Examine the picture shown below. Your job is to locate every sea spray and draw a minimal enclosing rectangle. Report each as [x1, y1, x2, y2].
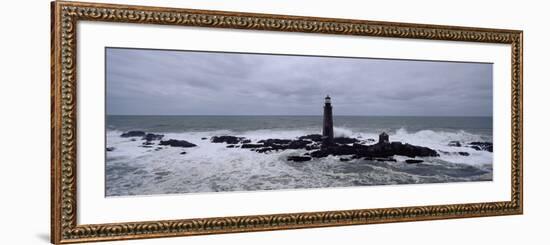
[105, 115, 493, 196]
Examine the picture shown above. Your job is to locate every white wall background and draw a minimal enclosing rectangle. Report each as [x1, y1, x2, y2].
[0, 0, 547, 244]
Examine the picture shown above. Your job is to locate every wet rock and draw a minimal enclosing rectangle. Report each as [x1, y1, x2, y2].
[310, 141, 438, 159]
[252, 138, 317, 152]
[180, 151, 187, 155]
[310, 150, 330, 158]
[241, 143, 264, 149]
[458, 152, 470, 156]
[362, 142, 439, 158]
[287, 156, 312, 162]
[258, 139, 293, 145]
[333, 137, 360, 144]
[405, 159, 424, 164]
[305, 144, 321, 150]
[143, 133, 164, 141]
[211, 136, 247, 144]
[201, 137, 207, 140]
[448, 141, 462, 147]
[106, 147, 115, 152]
[213, 133, 440, 164]
[287, 140, 311, 149]
[159, 139, 197, 148]
[120, 131, 146, 137]
[298, 134, 323, 142]
[256, 147, 275, 153]
[260, 146, 285, 152]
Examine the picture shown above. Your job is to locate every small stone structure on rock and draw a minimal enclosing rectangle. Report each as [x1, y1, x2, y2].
[378, 132, 389, 144]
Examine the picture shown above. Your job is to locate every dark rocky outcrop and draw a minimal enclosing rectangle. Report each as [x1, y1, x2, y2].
[305, 144, 321, 151]
[339, 158, 350, 162]
[448, 141, 492, 152]
[310, 144, 356, 158]
[210, 133, 440, 162]
[106, 147, 115, 152]
[180, 151, 187, 155]
[287, 156, 312, 162]
[159, 139, 197, 148]
[287, 140, 311, 149]
[201, 137, 208, 140]
[241, 143, 264, 149]
[333, 137, 360, 144]
[310, 150, 330, 158]
[120, 131, 146, 137]
[364, 142, 439, 158]
[310, 141, 439, 159]
[468, 142, 493, 152]
[364, 138, 376, 143]
[405, 159, 424, 164]
[234, 137, 317, 153]
[258, 139, 293, 145]
[211, 136, 248, 144]
[256, 147, 275, 153]
[298, 134, 323, 142]
[440, 150, 470, 156]
[143, 133, 164, 141]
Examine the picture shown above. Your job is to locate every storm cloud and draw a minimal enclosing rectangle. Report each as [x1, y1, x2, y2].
[106, 48, 492, 116]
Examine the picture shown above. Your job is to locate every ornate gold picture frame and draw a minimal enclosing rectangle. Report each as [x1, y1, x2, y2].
[51, 0, 523, 243]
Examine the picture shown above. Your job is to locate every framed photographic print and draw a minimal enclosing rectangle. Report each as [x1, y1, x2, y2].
[51, 0, 523, 243]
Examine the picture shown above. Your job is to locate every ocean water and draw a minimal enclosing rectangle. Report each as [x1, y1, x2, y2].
[106, 115, 493, 196]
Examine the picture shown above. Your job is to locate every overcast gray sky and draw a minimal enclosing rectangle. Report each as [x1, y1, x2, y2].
[106, 48, 492, 116]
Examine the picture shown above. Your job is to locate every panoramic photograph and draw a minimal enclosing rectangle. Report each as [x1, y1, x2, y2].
[105, 47, 493, 197]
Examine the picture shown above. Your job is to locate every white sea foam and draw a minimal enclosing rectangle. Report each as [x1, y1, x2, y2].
[105, 128, 492, 196]
[107, 130, 310, 195]
[389, 128, 492, 166]
[334, 127, 354, 137]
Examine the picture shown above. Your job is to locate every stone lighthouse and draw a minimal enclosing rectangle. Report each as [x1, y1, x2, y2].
[322, 95, 334, 142]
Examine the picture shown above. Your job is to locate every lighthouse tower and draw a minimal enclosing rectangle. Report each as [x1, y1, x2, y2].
[323, 95, 334, 142]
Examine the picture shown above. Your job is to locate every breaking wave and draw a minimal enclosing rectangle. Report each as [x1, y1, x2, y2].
[105, 127, 492, 197]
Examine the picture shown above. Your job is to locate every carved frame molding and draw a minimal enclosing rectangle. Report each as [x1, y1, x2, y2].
[51, 1, 523, 243]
